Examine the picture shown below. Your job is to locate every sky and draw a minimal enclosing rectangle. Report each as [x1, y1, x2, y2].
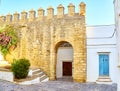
[0, 0, 115, 25]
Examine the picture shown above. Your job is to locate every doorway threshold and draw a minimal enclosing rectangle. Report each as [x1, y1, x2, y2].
[57, 76, 73, 82]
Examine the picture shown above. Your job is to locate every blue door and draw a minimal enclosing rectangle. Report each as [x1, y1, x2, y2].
[99, 54, 109, 76]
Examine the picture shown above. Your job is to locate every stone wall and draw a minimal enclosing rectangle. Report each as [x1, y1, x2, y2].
[0, 2, 86, 82]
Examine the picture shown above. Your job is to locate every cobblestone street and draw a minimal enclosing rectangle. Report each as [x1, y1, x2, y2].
[0, 79, 117, 91]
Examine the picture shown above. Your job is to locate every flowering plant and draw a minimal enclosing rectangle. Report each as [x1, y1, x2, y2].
[0, 25, 18, 56]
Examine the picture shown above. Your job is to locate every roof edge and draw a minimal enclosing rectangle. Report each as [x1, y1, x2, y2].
[86, 24, 115, 27]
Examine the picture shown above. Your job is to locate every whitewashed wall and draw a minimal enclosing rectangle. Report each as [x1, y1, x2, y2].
[87, 46, 118, 83]
[86, 25, 118, 83]
[114, 0, 120, 90]
[56, 47, 73, 78]
[114, 0, 120, 66]
[0, 71, 13, 82]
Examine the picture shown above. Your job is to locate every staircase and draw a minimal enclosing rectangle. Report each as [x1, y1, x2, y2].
[16, 67, 49, 85]
[96, 76, 112, 84]
[31, 68, 49, 82]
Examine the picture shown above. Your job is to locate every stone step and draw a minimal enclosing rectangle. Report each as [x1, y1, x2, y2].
[0, 67, 11, 72]
[32, 69, 42, 75]
[38, 72, 45, 77]
[96, 76, 112, 84]
[97, 79, 112, 82]
[40, 75, 49, 82]
[98, 76, 111, 79]
[33, 71, 44, 76]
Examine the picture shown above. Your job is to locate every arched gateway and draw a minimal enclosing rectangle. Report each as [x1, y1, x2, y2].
[0, 2, 86, 82]
[50, 37, 86, 82]
[55, 41, 73, 78]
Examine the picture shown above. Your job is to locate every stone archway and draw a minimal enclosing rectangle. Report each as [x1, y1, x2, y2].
[55, 41, 73, 79]
[50, 39, 86, 82]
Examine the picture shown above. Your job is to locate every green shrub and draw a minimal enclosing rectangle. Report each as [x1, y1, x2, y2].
[11, 58, 30, 79]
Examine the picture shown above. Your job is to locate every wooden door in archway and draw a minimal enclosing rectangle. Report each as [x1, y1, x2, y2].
[63, 62, 72, 76]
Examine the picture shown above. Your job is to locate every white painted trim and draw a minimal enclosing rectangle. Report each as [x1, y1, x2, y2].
[97, 52, 111, 54]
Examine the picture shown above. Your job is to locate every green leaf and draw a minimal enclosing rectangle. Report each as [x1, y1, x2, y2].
[0, 25, 19, 55]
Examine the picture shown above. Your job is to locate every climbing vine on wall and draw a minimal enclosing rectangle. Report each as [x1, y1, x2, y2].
[0, 25, 18, 56]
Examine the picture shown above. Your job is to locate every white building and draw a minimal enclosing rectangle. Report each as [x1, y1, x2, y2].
[56, 24, 118, 84]
[87, 25, 118, 83]
[114, 0, 120, 66]
[114, 0, 120, 90]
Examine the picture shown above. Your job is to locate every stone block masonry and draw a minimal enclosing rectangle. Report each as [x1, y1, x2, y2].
[0, 2, 86, 82]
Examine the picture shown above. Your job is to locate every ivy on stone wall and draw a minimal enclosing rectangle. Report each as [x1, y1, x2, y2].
[0, 25, 18, 56]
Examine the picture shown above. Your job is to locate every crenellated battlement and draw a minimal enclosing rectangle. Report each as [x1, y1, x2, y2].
[0, 2, 86, 22]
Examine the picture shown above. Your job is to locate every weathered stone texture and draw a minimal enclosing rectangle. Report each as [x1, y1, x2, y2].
[0, 2, 86, 82]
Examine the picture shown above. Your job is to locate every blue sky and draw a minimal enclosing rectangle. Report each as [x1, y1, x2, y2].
[0, 0, 114, 25]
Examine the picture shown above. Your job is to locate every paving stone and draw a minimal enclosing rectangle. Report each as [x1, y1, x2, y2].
[0, 79, 117, 91]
